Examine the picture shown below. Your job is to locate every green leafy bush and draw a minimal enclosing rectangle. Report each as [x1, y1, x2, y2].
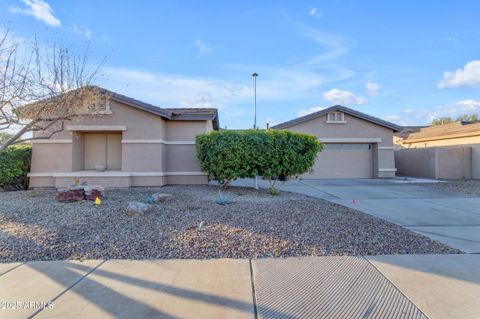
[196, 130, 322, 193]
[0, 145, 32, 191]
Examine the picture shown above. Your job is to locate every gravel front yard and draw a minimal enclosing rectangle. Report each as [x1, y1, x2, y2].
[415, 180, 480, 196]
[0, 186, 460, 262]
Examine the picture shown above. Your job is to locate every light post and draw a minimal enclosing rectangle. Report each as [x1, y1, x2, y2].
[252, 72, 258, 130]
[252, 72, 258, 189]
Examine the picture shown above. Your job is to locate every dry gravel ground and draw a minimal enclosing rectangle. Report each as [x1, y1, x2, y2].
[414, 180, 480, 196]
[0, 185, 460, 262]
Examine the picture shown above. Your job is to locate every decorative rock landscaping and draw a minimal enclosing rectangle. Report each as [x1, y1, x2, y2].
[0, 185, 461, 262]
[415, 180, 480, 196]
[126, 201, 153, 217]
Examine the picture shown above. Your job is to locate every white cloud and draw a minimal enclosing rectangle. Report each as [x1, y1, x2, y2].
[297, 106, 324, 117]
[395, 100, 480, 125]
[384, 114, 400, 122]
[431, 99, 480, 119]
[366, 82, 382, 96]
[438, 60, 480, 88]
[309, 8, 322, 18]
[72, 24, 91, 39]
[300, 26, 348, 66]
[103, 67, 250, 110]
[323, 88, 368, 105]
[194, 39, 212, 55]
[442, 36, 459, 44]
[10, 0, 61, 27]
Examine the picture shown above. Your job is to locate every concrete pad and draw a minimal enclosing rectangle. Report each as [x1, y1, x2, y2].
[0, 262, 23, 277]
[0, 260, 102, 319]
[300, 179, 396, 187]
[422, 198, 480, 216]
[36, 259, 254, 319]
[308, 185, 467, 200]
[367, 254, 480, 319]
[409, 226, 480, 253]
[253, 256, 427, 319]
[331, 198, 480, 226]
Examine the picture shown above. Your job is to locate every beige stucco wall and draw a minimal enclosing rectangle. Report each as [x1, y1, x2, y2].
[71, 132, 84, 171]
[166, 121, 209, 141]
[282, 113, 396, 178]
[395, 146, 473, 180]
[29, 100, 212, 188]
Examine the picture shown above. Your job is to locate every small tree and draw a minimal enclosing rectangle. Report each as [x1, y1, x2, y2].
[431, 117, 453, 126]
[196, 130, 322, 195]
[0, 29, 104, 153]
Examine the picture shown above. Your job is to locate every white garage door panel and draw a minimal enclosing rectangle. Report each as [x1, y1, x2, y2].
[303, 144, 373, 179]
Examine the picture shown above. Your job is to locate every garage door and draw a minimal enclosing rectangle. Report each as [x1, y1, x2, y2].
[303, 143, 373, 179]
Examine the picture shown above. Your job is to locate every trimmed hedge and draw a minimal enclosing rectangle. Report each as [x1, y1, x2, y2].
[196, 130, 322, 192]
[0, 145, 32, 191]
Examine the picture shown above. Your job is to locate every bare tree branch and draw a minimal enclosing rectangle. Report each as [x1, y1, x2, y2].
[0, 28, 105, 152]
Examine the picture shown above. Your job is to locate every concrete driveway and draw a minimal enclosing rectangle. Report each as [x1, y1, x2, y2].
[230, 178, 480, 253]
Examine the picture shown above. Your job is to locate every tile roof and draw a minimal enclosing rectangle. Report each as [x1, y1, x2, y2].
[272, 105, 401, 132]
[403, 121, 480, 142]
[93, 86, 219, 129]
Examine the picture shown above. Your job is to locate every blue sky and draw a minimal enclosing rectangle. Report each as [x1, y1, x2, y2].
[2, 0, 480, 128]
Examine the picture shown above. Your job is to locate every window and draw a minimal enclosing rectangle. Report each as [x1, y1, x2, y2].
[326, 112, 345, 123]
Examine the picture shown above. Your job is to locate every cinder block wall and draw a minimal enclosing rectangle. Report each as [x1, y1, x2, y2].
[395, 148, 437, 179]
[473, 145, 480, 179]
[395, 146, 475, 180]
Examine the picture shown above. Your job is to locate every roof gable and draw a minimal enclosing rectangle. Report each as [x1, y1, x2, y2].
[272, 105, 401, 132]
[96, 86, 219, 129]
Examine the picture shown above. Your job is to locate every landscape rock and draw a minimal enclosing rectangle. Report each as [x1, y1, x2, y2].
[152, 193, 172, 203]
[0, 185, 461, 262]
[56, 189, 84, 202]
[126, 201, 153, 217]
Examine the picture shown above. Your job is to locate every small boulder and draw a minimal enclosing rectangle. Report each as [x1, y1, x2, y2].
[151, 193, 172, 203]
[127, 202, 153, 217]
[56, 189, 84, 202]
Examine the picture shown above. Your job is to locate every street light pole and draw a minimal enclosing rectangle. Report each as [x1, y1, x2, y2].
[252, 72, 258, 189]
[252, 72, 258, 130]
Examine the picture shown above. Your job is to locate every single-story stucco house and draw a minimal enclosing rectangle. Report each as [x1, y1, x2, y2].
[28, 88, 219, 188]
[272, 106, 401, 178]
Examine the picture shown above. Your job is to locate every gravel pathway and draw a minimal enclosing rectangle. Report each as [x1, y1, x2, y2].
[414, 180, 480, 196]
[0, 186, 460, 262]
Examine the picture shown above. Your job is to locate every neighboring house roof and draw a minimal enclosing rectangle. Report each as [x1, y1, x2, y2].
[96, 87, 219, 129]
[403, 121, 480, 143]
[394, 126, 426, 139]
[272, 105, 401, 132]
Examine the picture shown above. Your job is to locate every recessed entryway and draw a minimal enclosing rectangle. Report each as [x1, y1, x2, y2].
[84, 132, 122, 170]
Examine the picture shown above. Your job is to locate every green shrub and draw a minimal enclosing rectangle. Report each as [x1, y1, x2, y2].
[0, 145, 32, 191]
[196, 130, 322, 193]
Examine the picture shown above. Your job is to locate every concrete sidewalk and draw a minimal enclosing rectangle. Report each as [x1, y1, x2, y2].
[0, 255, 479, 319]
